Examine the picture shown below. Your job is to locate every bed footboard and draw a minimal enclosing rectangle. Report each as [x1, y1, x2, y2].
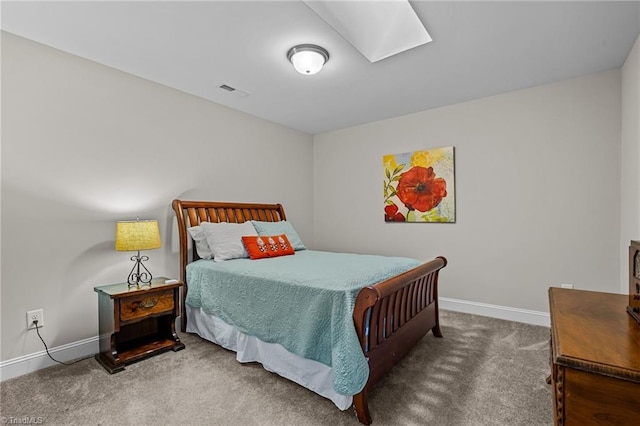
[352, 256, 447, 425]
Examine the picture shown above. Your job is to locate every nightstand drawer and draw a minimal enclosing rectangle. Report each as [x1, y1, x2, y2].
[120, 289, 174, 322]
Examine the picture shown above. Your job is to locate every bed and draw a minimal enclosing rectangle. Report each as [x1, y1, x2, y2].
[172, 199, 447, 424]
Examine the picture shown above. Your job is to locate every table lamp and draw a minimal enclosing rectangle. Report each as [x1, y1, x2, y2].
[115, 219, 161, 287]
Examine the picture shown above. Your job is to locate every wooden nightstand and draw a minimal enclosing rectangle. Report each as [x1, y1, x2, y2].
[94, 277, 185, 373]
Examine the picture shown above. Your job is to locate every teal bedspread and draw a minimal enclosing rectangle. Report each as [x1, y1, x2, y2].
[186, 250, 421, 395]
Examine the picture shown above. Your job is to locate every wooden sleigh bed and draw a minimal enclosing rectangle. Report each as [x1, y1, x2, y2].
[172, 199, 447, 424]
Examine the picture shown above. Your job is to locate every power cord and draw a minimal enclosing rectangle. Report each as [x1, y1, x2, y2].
[33, 320, 93, 366]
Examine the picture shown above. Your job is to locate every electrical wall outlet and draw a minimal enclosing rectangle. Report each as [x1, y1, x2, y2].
[26, 309, 44, 330]
[561, 283, 574, 289]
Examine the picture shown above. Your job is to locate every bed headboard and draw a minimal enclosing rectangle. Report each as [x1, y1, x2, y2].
[171, 199, 286, 330]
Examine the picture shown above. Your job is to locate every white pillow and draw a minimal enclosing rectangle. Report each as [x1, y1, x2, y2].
[187, 226, 213, 260]
[201, 221, 258, 262]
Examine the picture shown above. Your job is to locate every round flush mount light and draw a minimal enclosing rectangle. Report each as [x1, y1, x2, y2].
[287, 44, 330, 75]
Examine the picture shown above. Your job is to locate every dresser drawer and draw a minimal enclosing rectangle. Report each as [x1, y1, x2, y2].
[120, 289, 174, 322]
[563, 367, 640, 424]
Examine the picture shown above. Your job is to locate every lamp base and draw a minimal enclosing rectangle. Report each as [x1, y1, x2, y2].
[127, 251, 153, 288]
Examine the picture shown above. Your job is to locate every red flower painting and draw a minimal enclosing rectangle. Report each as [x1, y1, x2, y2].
[383, 147, 455, 223]
[396, 166, 447, 212]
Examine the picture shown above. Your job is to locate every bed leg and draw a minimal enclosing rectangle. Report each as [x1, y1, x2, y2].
[432, 323, 443, 338]
[353, 390, 372, 425]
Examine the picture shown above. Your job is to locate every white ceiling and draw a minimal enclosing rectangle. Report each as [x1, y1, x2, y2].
[2, 1, 639, 135]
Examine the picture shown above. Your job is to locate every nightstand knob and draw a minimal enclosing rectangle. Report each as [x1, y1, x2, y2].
[139, 298, 159, 309]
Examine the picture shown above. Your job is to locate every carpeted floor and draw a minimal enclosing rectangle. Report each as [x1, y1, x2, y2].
[0, 310, 552, 425]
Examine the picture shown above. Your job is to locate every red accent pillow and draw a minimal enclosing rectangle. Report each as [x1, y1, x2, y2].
[241, 234, 295, 260]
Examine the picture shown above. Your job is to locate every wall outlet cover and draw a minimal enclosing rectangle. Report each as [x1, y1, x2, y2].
[26, 309, 44, 329]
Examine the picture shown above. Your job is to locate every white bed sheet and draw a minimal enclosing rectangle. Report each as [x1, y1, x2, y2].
[186, 305, 353, 411]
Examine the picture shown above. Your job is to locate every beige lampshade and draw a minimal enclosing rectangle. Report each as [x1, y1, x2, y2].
[115, 220, 161, 251]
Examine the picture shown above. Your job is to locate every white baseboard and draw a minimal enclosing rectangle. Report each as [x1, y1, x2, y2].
[0, 336, 99, 382]
[1, 302, 547, 381]
[440, 297, 550, 327]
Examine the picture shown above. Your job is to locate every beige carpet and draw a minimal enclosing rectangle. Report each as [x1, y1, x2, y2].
[0, 310, 552, 425]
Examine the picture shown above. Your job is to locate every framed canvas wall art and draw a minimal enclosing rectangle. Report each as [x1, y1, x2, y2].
[383, 146, 455, 223]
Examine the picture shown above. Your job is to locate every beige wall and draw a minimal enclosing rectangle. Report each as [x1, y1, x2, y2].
[313, 70, 622, 313]
[621, 34, 640, 292]
[0, 33, 314, 361]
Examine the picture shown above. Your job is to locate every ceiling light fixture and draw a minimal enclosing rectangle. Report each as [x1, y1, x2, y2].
[287, 44, 329, 75]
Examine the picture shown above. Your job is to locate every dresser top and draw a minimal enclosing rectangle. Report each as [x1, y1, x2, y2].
[549, 287, 640, 383]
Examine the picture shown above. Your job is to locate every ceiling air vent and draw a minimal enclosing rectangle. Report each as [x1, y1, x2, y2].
[218, 84, 249, 97]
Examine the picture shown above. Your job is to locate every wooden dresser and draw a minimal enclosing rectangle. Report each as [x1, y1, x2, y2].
[549, 287, 640, 425]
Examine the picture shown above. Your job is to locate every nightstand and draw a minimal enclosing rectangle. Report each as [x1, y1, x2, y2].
[94, 277, 185, 373]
